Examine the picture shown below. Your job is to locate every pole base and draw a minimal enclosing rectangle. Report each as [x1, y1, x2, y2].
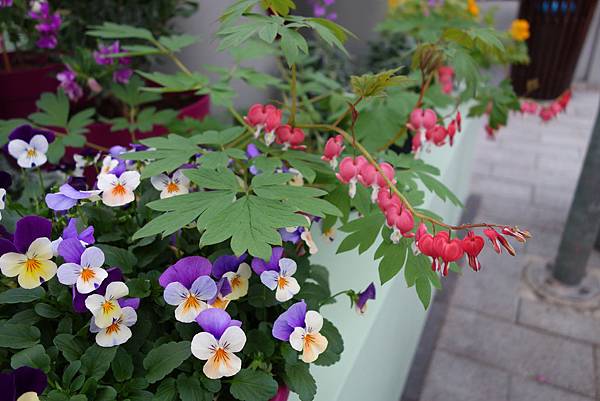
[523, 256, 600, 310]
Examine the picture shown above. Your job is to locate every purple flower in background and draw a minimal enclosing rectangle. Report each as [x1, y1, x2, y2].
[308, 0, 337, 20]
[51, 218, 95, 255]
[253, 249, 300, 303]
[57, 68, 84, 101]
[251, 246, 284, 275]
[114, 68, 133, 84]
[355, 282, 376, 314]
[45, 184, 100, 211]
[0, 0, 13, 8]
[9, 124, 54, 145]
[29, 1, 61, 49]
[94, 41, 134, 84]
[0, 366, 47, 401]
[191, 308, 246, 379]
[159, 256, 217, 323]
[246, 144, 261, 175]
[0, 171, 12, 190]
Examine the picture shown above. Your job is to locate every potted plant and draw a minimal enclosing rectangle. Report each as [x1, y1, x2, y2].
[0, 1, 534, 400]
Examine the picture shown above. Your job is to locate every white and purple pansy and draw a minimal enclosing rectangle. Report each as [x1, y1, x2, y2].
[45, 183, 101, 211]
[89, 306, 137, 347]
[7, 125, 54, 169]
[159, 256, 217, 323]
[56, 239, 108, 294]
[208, 277, 232, 310]
[150, 170, 191, 199]
[0, 216, 57, 289]
[272, 300, 328, 363]
[212, 254, 251, 301]
[71, 267, 139, 313]
[96, 171, 140, 207]
[252, 247, 300, 302]
[191, 308, 246, 379]
[84, 281, 129, 328]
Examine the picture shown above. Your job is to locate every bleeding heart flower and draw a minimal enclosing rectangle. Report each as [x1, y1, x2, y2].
[483, 228, 515, 256]
[275, 125, 306, 150]
[244, 104, 282, 144]
[408, 108, 437, 132]
[432, 232, 464, 276]
[376, 188, 401, 212]
[427, 125, 447, 146]
[336, 156, 366, 198]
[501, 226, 531, 243]
[385, 205, 414, 243]
[447, 120, 457, 146]
[322, 135, 344, 169]
[462, 231, 484, 272]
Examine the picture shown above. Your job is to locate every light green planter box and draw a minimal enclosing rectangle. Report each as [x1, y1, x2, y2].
[292, 115, 481, 401]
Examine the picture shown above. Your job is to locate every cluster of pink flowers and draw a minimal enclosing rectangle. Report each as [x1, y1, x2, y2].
[438, 66, 454, 94]
[244, 103, 307, 150]
[93, 41, 134, 84]
[56, 67, 84, 101]
[521, 89, 572, 122]
[28, 0, 61, 49]
[408, 108, 461, 153]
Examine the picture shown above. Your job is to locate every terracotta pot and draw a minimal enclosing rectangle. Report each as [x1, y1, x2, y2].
[0, 53, 61, 119]
[269, 385, 290, 401]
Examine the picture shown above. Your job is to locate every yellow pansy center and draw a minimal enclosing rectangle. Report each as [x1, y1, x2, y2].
[277, 276, 288, 289]
[166, 182, 180, 194]
[102, 300, 116, 314]
[105, 322, 121, 334]
[26, 148, 37, 158]
[80, 267, 95, 282]
[304, 332, 317, 349]
[25, 258, 42, 273]
[183, 295, 200, 311]
[213, 347, 230, 364]
[112, 184, 126, 197]
[230, 275, 242, 289]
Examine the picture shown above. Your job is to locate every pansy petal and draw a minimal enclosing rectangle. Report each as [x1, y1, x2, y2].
[218, 351, 242, 378]
[59, 184, 91, 200]
[78, 226, 95, 245]
[8, 139, 28, 158]
[18, 259, 56, 289]
[302, 332, 328, 363]
[159, 256, 212, 288]
[289, 327, 305, 351]
[119, 297, 140, 310]
[174, 299, 204, 323]
[191, 331, 219, 360]
[120, 171, 141, 191]
[150, 174, 170, 191]
[237, 262, 251, 279]
[30, 134, 48, 153]
[57, 263, 82, 285]
[45, 193, 77, 211]
[95, 324, 132, 347]
[76, 266, 108, 294]
[196, 308, 232, 339]
[304, 310, 323, 332]
[212, 254, 247, 279]
[0, 238, 17, 257]
[13, 366, 47, 396]
[102, 186, 134, 207]
[58, 238, 85, 264]
[260, 270, 279, 290]
[120, 307, 138, 327]
[278, 258, 297, 277]
[0, 252, 26, 277]
[173, 170, 190, 186]
[163, 282, 189, 306]
[96, 174, 117, 191]
[275, 281, 298, 302]
[27, 237, 53, 260]
[190, 276, 218, 300]
[105, 281, 128, 300]
[14, 216, 52, 253]
[80, 247, 105, 269]
[219, 326, 246, 353]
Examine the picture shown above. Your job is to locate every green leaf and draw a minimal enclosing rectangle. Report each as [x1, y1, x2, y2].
[376, 239, 409, 285]
[137, 71, 209, 93]
[415, 171, 462, 207]
[177, 374, 210, 401]
[153, 378, 178, 401]
[10, 344, 50, 371]
[229, 369, 278, 401]
[87, 22, 154, 40]
[54, 334, 86, 362]
[0, 287, 45, 304]
[0, 324, 40, 349]
[284, 363, 316, 401]
[96, 244, 137, 274]
[126, 277, 151, 298]
[143, 341, 192, 384]
[80, 345, 117, 380]
[260, 0, 295, 15]
[415, 277, 432, 309]
[337, 213, 384, 255]
[111, 347, 134, 382]
[279, 27, 308, 66]
[192, 127, 245, 146]
[351, 68, 413, 98]
[159, 34, 198, 52]
[313, 319, 343, 367]
[29, 91, 70, 128]
[96, 386, 118, 401]
[184, 168, 240, 191]
[34, 303, 61, 318]
[63, 361, 81, 386]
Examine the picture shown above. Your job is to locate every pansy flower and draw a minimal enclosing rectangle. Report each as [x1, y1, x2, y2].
[212, 254, 251, 301]
[191, 308, 246, 379]
[45, 183, 101, 211]
[99, 155, 119, 176]
[8, 135, 49, 168]
[0, 187, 5, 222]
[51, 218, 95, 256]
[272, 300, 328, 363]
[72, 267, 139, 313]
[253, 247, 300, 302]
[90, 306, 137, 347]
[97, 171, 140, 207]
[150, 170, 191, 199]
[159, 256, 218, 323]
[57, 239, 108, 294]
[207, 277, 232, 309]
[355, 283, 376, 314]
[0, 366, 47, 401]
[85, 281, 129, 328]
[0, 216, 56, 289]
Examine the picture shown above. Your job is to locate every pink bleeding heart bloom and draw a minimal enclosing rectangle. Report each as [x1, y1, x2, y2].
[456, 111, 462, 132]
[244, 104, 282, 144]
[357, 161, 377, 187]
[427, 125, 447, 146]
[408, 108, 437, 132]
[417, 232, 440, 272]
[385, 205, 415, 243]
[275, 125, 305, 150]
[462, 231, 484, 272]
[483, 228, 515, 256]
[520, 101, 538, 114]
[377, 188, 401, 212]
[438, 66, 454, 80]
[432, 232, 463, 276]
[321, 135, 344, 168]
[501, 226, 530, 243]
[447, 120, 457, 146]
[336, 156, 366, 198]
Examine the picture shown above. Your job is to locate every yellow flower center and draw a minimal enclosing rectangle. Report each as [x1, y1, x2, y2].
[213, 347, 230, 364]
[112, 183, 126, 197]
[102, 300, 116, 314]
[277, 276, 288, 289]
[105, 322, 120, 335]
[231, 275, 242, 289]
[166, 182, 180, 194]
[183, 295, 200, 311]
[25, 258, 42, 273]
[211, 296, 229, 310]
[80, 267, 95, 282]
[304, 332, 317, 348]
[26, 148, 37, 158]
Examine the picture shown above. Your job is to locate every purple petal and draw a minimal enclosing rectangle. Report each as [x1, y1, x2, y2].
[78, 226, 95, 245]
[190, 276, 218, 300]
[356, 283, 376, 310]
[212, 253, 247, 279]
[119, 298, 140, 310]
[246, 144, 261, 159]
[0, 226, 13, 242]
[159, 256, 212, 289]
[62, 219, 79, 240]
[209, 277, 232, 304]
[45, 193, 77, 211]
[251, 247, 283, 275]
[58, 238, 84, 264]
[72, 268, 123, 313]
[0, 372, 16, 401]
[13, 366, 47, 397]
[230, 319, 242, 328]
[59, 184, 92, 200]
[13, 216, 52, 253]
[272, 301, 307, 341]
[279, 228, 302, 244]
[8, 124, 54, 144]
[196, 308, 233, 340]
[0, 171, 12, 189]
[0, 238, 17, 257]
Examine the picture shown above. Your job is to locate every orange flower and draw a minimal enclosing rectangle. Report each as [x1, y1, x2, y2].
[510, 19, 530, 41]
[467, 0, 479, 16]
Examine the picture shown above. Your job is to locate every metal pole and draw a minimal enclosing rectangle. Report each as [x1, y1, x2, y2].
[552, 100, 600, 286]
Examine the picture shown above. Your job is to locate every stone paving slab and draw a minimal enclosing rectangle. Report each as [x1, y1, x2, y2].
[508, 376, 593, 401]
[437, 307, 596, 397]
[420, 350, 510, 401]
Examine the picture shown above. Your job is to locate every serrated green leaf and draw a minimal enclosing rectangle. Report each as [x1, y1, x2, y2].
[351, 68, 413, 98]
[284, 363, 316, 401]
[87, 22, 154, 40]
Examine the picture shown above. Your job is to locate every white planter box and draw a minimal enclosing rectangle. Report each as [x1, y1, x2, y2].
[292, 114, 482, 401]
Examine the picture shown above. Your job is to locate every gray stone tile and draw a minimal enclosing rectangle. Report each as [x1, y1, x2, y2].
[470, 174, 533, 203]
[523, 233, 561, 260]
[509, 376, 593, 401]
[489, 165, 579, 189]
[420, 350, 510, 401]
[437, 308, 596, 397]
[532, 185, 574, 211]
[517, 298, 600, 345]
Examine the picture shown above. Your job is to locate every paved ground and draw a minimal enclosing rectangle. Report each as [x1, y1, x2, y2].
[417, 89, 600, 401]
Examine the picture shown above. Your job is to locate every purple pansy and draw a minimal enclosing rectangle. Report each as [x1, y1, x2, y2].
[250, 246, 284, 275]
[272, 300, 307, 341]
[8, 124, 54, 144]
[279, 227, 304, 244]
[0, 215, 51, 256]
[208, 277, 232, 307]
[0, 366, 47, 401]
[195, 308, 242, 340]
[51, 218, 95, 257]
[71, 267, 139, 313]
[355, 282, 376, 314]
[160, 256, 217, 323]
[212, 253, 247, 280]
[45, 183, 101, 211]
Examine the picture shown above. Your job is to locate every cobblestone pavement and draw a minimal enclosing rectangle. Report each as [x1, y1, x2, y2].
[418, 89, 600, 401]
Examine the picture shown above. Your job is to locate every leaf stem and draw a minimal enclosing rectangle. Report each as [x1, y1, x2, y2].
[151, 38, 193, 76]
[52, 131, 108, 152]
[289, 64, 297, 126]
